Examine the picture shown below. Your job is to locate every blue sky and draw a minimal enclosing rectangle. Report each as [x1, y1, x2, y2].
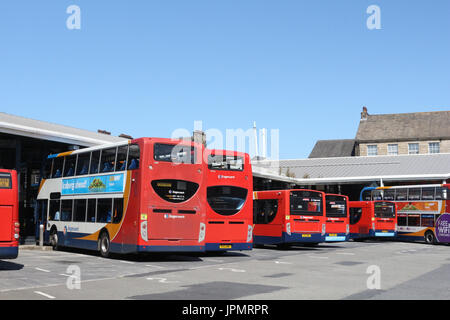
[0, 1, 449, 159]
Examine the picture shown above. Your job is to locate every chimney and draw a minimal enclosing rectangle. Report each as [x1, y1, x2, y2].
[361, 106, 369, 120]
[98, 129, 111, 135]
[119, 134, 133, 139]
[192, 130, 206, 146]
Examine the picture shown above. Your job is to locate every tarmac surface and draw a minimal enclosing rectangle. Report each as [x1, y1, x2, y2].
[1, 240, 449, 300]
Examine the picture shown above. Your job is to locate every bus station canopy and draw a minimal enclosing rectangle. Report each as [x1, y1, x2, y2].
[252, 153, 450, 185]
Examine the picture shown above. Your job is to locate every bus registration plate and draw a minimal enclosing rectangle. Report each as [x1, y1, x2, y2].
[302, 234, 311, 238]
[220, 244, 232, 249]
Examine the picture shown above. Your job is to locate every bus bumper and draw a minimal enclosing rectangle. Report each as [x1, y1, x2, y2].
[324, 233, 350, 242]
[372, 230, 396, 237]
[205, 242, 253, 251]
[282, 232, 324, 243]
[136, 245, 205, 253]
[0, 245, 19, 259]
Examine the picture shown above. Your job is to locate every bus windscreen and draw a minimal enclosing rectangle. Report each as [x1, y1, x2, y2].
[208, 155, 244, 171]
[290, 191, 322, 216]
[325, 195, 347, 217]
[374, 202, 396, 218]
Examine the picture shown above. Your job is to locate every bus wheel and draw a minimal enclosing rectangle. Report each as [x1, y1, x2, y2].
[50, 228, 59, 251]
[424, 231, 436, 245]
[98, 232, 111, 258]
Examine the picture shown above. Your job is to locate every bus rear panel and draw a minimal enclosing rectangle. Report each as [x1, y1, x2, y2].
[253, 189, 326, 246]
[205, 150, 253, 251]
[349, 201, 397, 240]
[325, 194, 350, 242]
[0, 170, 19, 259]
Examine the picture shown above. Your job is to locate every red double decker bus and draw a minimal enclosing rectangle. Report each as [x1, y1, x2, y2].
[37, 137, 206, 257]
[0, 170, 19, 259]
[204, 149, 253, 252]
[349, 201, 397, 240]
[253, 189, 326, 248]
[324, 194, 350, 242]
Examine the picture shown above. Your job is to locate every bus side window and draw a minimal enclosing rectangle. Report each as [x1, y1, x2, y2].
[73, 199, 87, 222]
[116, 146, 128, 171]
[396, 189, 407, 201]
[43, 158, 53, 179]
[76, 153, 91, 176]
[63, 155, 77, 177]
[61, 200, 73, 222]
[87, 199, 96, 222]
[349, 207, 362, 225]
[100, 148, 116, 173]
[422, 187, 435, 200]
[49, 199, 61, 221]
[128, 144, 140, 170]
[52, 157, 64, 178]
[113, 198, 124, 223]
[97, 198, 112, 223]
[90, 151, 100, 174]
[254, 199, 278, 224]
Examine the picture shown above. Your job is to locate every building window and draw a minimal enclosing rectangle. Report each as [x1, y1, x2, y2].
[387, 144, 398, 155]
[428, 142, 440, 154]
[367, 145, 378, 156]
[408, 143, 419, 155]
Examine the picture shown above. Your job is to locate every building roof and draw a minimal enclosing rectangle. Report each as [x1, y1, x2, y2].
[356, 110, 450, 142]
[252, 153, 450, 185]
[0, 112, 128, 147]
[308, 139, 355, 158]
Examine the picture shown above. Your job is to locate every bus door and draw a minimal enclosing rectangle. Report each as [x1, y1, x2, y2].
[0, 172, 14, 242]
[253, 193, 283, 242]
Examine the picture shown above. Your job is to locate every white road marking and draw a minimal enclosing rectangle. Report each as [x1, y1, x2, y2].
[35, 268, 51, 273]
[275, 261, 292, 264]
[146, 277, 179, 283]
[307, 255, 329, 259]
[336, 252, 355, 255]
[217, 267, 246, 273]
[34, 291, 55, 299]
[119, 260, 135, 264]
[145, 264, 164, 269]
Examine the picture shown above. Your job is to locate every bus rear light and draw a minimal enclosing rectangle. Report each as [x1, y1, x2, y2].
[346, 224, 349, 235]
[286, 223, 291, 236]
[372, 222, 376, 231]
[246, 225, 253, 242]
[140, 221, 148, 241]
[198, 223, 206, 243]
[321, 224, 326, 236]
[14, 234, 19, 239]
[14, 222, 20, 227]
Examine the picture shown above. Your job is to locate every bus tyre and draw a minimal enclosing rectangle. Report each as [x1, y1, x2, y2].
[99, 232, 111, 258]
[424, 231, 437, 245]
[50, 228, 59, 251]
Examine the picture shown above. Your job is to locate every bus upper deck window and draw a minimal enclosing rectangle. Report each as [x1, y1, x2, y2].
[63, 155, 76, 177]
[100, 148, 116, 173]
[128, 144, 140, 170]
[90, 151, 100, 174]
[116, 146, 128, 171]
[52, 157, 64, 178]
[76, 153, 90, 176]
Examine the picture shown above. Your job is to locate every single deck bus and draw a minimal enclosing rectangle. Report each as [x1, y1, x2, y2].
[324, 194, 350, 242]
[253, 189, 326, 248]
[349, 201, 397, 240]
[36, 138, 207, 257]
[359, 184, 449, 244]
[0, 170, 19, 259]
[205, 149, 253, 252]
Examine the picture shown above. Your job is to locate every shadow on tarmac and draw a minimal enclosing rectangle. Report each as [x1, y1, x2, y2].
[0, 260, 24, 271]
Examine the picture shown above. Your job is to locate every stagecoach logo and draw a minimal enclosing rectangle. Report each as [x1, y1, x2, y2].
[436, 214, 450, 243]
[218, 175, 235, 179]
[164, 214, 185, 219]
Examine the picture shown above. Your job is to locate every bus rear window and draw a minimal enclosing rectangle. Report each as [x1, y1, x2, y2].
[325, 195, 347, 217]
[374, 202, 396, 218]
[290, 191, 323, 216]
[0, 173, 12, 189]
[151, 179, 199, 203]
[207, 186, 248, 216]
[154, 143, 196, 164]
[208, 155, 244, 171]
